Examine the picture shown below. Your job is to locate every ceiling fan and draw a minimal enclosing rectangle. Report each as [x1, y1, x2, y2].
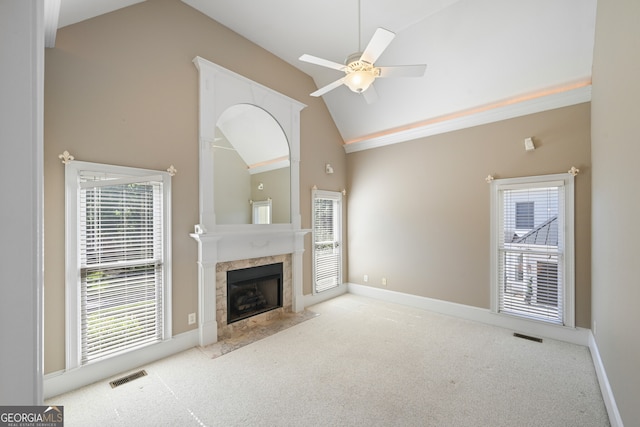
[299, 27, 427, 104]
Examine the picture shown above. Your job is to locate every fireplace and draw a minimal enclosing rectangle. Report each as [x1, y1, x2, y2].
[191, 56, 309, 346]
[215, 255, 292, 339]
[227, 263, 283, 324]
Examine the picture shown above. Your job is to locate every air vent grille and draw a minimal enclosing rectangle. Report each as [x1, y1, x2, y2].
[109, 370, 147, 388]
[513, 332, 543, 343]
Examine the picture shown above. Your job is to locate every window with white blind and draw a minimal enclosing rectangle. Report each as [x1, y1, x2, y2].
[252, 199, 272, 224]
[490, 173, 574, 327]
[65, 161, 172, 368]
[312, 189, 342, 293]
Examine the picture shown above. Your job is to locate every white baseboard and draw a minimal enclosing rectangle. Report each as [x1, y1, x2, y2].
[347, 283, 590, 345]
[44, 329, 199, 400]
[303, 283, 348, 308]
[589, 332, 624, 427]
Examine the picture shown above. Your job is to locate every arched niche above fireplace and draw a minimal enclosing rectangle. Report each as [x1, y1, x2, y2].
[215, 104, 290, 225]
[192, 56, 306, 232]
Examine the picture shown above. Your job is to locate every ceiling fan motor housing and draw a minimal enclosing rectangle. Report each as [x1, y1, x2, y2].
[300, 27, 425, 99]
[345, 52, 377, 72]
[343, 52, 380, 93]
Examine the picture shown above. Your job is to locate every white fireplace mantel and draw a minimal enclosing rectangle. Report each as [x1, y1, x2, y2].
[190, 227, 309, 346]
[191, 226, 310, 264]
[190, 57, 309, 347]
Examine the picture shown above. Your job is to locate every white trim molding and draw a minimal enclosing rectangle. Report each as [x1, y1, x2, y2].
[344, 84, 591, 153]
[0, 0, 45, 405]
[44, 0, 60, 48]
[589, 333, 624, 427]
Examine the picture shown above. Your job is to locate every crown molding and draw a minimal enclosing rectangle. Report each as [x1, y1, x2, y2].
[343, 84, 592, 154]
[44, 0, 60, 48]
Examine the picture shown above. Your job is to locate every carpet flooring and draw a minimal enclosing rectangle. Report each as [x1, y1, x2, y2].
[47, 294, 609, 426]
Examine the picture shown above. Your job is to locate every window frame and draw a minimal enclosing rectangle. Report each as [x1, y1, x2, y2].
[311, 189, 343, 294]
[252, 199, 272, 224]
[489, 173, 575, 327]
[65, 161, 172, 369]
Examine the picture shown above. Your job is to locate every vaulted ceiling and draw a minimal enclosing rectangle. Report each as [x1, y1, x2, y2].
[47, 0, 597, 151]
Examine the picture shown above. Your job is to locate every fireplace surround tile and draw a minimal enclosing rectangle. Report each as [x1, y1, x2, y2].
[215, 254, 292, 339]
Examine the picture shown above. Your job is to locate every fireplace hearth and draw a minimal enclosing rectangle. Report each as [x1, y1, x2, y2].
[227, 263, 283, 324]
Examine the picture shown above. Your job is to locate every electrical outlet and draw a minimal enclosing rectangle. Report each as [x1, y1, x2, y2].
[188, 312, 196, 325]
[381, 277, 387, 286]
[363, 274, 368, 283]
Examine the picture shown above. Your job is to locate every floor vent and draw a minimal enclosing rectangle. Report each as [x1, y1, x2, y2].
[109, 370, 147, 388]
[513, 332, 543, 343]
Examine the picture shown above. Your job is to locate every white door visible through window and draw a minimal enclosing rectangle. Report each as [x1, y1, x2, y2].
[312, 189, 342, 293]
[252, 199, 272, 224]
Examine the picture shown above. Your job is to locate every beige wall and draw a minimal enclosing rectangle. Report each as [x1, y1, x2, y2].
[214, 144, 252, 224]
[251, 168, 290, 224]
[347, 103, 592, 327]
[43, 0, 346, 374]
[299, 109, 349, 295]
[591, 0, 640, 424]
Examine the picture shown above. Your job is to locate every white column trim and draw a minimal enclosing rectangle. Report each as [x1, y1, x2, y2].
[0, 0, 45, 405]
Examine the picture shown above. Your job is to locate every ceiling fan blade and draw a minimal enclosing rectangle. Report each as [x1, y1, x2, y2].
[299, 54, 346, 71]
[362, 84, 378, 104]
[377, 64, 427, 78]
[360, 28, 395, 64]
[310, 77, 345, 97]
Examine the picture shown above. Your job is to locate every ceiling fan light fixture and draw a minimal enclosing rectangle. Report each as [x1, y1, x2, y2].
[300, 27, 425, 100]
[344, 69, 377, 93]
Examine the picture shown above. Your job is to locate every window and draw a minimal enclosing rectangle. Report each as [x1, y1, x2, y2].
[515, 201, 535, 229]
[252, 199, 272, 224]
[65, 161, 172, 367]
[490, 173, 574, 326]
[312, 189, 342, 293]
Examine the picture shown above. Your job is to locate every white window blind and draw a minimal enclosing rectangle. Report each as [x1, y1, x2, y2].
[65, 161, 171, 369]
[79, 175, 165, 363]
[491, 174, 574, 327]
[312, 190, 342, 293]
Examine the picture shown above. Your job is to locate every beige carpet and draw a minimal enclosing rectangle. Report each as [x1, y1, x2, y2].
[47, 294, 609, 426]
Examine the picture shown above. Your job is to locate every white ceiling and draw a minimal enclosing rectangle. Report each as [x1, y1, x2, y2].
[53, 0, 597, 146]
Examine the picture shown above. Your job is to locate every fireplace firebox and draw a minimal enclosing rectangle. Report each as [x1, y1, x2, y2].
[227, 263, 283, 324]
